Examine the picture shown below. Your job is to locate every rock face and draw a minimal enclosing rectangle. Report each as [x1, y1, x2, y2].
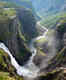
[17, 8, 38, 40]
[55, 19, 66, 51]
[33, 19, 66, 80]
[0, 8, 31, 65]
[0, 17, 19, 59]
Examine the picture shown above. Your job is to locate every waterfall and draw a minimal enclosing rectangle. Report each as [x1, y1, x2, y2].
[0, 43, 38, 78]
[0, 22, 48, 78]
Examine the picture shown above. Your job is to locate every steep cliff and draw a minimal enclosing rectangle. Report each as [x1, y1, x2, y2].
[0, 2, 38, 40]
[17, 8, 38, 40]
[35, 19, 66, 80]
[0, 8, 31, 66]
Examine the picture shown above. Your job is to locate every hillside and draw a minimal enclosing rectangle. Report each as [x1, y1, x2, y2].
[31, 0, 66, 17]
[40, 11, 66, 29]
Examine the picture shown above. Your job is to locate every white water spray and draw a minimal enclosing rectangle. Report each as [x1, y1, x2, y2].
[0, 43, 37, 78]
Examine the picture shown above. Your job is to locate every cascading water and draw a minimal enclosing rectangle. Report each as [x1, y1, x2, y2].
[0, 22, 48, 78]
[0, 43, 36, 78]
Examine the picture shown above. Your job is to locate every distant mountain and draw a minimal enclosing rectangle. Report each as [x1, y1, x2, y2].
[0, 0, 32, 8]
[31, 0, 66, 17]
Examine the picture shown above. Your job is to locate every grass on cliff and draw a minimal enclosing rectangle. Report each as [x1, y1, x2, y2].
[0, 49, 23, 80]
[3, 8, 16, 17]
[0, 8, 16, 21]
[0, 71, 24, 80]
[0, 72, 16, 80]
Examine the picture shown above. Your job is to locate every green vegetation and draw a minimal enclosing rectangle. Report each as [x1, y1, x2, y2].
[0, 49, 24, 80]
[0, 72, 14, 80]
[0, 72, 17, 80]
[0, 72, 23, 80]
[0, 8, 16, 22]
[0, 49, 9, 69]
[40, 11, 66, 28]
[39, 68, 63, 80]
[48, 47, 66, 65]
[0, 1, 66, 80]
[37, 47, 47, 56]
[0, 8, 16, 40]
[18, 22, 26, 41]
[3, 8, 16, 17]
[56, 19, 66, 29]
[35, 29, 54, 44]
[35, 37, 48, 44]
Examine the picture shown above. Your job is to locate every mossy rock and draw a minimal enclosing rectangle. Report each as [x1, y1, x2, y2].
[37, 68, 63, 80]
[0, 8, 16, 41]
[0, 49, 16, 75]
[56, 19, 66, 36]
[0, 72, 15, 80]
[0, 49, 10, 69]
[0, 49, 24, 80]
[0, 72, 23, 80]
[0, 8, 16, 22]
